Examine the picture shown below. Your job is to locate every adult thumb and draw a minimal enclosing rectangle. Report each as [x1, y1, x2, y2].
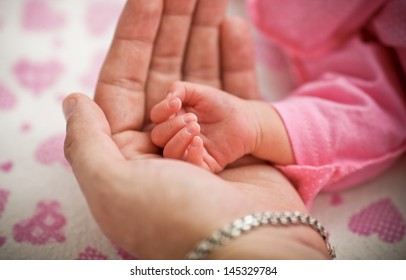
[63, 93, 124, 178]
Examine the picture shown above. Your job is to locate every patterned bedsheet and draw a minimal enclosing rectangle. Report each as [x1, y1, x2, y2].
[0, 0, 405, 260]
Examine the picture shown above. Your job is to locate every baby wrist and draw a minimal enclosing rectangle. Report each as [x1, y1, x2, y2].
[249, 101, 294, 165]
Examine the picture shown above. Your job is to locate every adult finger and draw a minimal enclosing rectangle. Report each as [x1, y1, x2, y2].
[145, 0, 198, 120]
[95, 0, 163, 134]
[183, 0, 228, 88]
[221, 17, 259, 99]
[63, 94, 125, 184]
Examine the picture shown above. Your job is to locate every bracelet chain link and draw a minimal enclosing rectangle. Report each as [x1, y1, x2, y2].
[186, 211, 336, 260]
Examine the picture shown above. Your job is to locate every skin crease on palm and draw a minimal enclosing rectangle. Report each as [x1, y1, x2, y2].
[63, 0, 331, 259]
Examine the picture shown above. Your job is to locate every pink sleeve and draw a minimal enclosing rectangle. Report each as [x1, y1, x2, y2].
[247, 0, 386, 57]
[249, 0, 406, 208]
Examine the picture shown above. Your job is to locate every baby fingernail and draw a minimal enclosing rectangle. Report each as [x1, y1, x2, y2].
[168, 98, 179, 109]
[183, 114, 196, 124]
[186, 122, 199, 134]
[191, 137, 200, 148]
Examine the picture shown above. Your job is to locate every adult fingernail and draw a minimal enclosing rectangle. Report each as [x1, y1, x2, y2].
[63, 97, 77, 119]
[183, 113, 197, 124]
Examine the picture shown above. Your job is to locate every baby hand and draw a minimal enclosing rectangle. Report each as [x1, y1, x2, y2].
[150, 82, 259, 173]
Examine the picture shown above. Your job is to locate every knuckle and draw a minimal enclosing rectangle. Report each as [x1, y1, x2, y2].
[63, 111, 83, 167]
[63, 129, 76, 167]
[170, 80, 185, 92]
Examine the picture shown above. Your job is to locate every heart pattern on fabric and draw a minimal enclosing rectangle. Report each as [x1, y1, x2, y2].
[349, 198, 406, 243]
[0, 189, 9, 217]
[22, 0, 65, 31]
[115, 245, 138, 260]
[0, 84, 17, 110]
[20, 122, 32, 133]
[13, 201, 66, 245]
[0, 189, 9, 247]
[0, 237, 5, 247]
[76, 246, 108, 260]
[1, 161, 13, 173]
[35, 134, 69, 168]
[14, 59, 63, 95]
[330, 193, 344, 206]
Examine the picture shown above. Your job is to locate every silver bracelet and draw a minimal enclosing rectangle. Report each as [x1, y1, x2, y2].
[186, 211, 336, 259]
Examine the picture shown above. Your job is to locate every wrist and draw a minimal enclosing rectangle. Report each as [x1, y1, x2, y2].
[247, 100, 295, 165]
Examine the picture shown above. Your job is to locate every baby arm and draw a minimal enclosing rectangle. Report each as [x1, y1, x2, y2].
[150, 82, 294, 172]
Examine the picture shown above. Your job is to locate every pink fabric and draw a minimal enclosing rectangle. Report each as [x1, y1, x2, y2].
[248, 0, 406, 207]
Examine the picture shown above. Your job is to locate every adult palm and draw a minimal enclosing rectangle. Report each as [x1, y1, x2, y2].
[64, 0, 328, 259]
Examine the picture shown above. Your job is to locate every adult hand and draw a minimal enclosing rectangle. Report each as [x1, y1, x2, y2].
[94, 0, 258, 148]
[63, 93, 328, 259]
[64, 0, 329, 259]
